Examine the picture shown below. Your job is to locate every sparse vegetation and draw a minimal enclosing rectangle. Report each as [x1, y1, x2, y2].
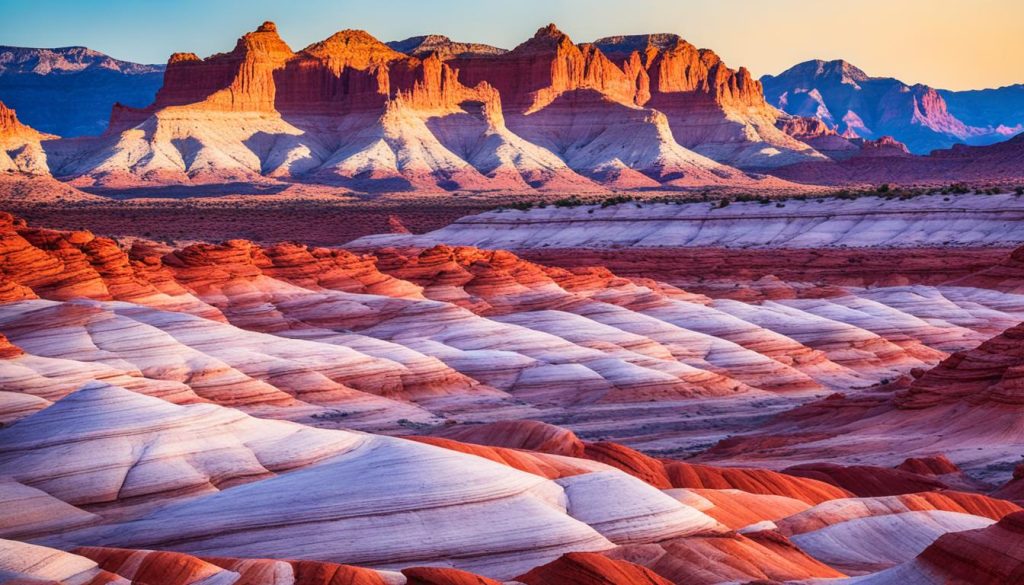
[601, 195, 636, 208]
[554, 196, 584, 208]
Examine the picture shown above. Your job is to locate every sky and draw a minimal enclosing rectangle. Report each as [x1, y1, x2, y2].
[2, 0, 1022, 90]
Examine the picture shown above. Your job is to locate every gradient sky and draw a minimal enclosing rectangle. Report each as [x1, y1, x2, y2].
[2, 0, 1022, 90]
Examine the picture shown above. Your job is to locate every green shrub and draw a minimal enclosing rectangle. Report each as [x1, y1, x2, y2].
[600, 195, 635, 208]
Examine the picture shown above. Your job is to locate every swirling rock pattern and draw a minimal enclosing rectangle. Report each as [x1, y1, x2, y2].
[3, 209, 1024, 582]
[6, 212, 1018, 450]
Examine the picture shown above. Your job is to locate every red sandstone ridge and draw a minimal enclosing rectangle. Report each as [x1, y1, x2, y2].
[516, 552, 672, 585]
[10, 21, 1024, 192]
[76, 547, 238, 585]
[594, 34, 764, 109]
[453, 24, 641, 113]
[950, 244, 1024, 294]
[440, 420, 849, 503]
[897, 454, 962, 477]
[12, 21, 815, 193]
[442, 419, 587, 457]
[894, 321, 1024, 410]
[402, 567, 502, 585]
[783, 462, 950, 497]
[115, 21, 494, 119]
[73, 547, 403, 585]
[0, 100, 50, 140]
[154, 21, 294, 112]
[849, 135, 911, 157]
[68, 21, 604, 192]
[699, 316, 1024, 487]
[894, 511, 1024, 584]
[446, 27, 818, 169]
[591, 34, 820, 166]
[205, 556, 396, 585]
[409, 435, 594, 480]
[0, 332, 24, 358]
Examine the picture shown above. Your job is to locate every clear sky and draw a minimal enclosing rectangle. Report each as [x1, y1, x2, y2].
[2, 0, 1022, 90]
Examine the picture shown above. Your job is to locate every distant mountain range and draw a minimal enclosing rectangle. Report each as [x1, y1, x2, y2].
[0, 46, 164, 137]
[940, 84, 1024, 130]
[761, 59, 1024, 154]
[1, 26, 1023, 192]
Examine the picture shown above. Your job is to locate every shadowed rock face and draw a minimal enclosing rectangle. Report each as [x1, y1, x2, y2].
[894, 320, 1024, 409]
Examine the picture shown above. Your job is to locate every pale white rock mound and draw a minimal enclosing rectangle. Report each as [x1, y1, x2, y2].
[0, 382, 363, 509]
[351, 194, 1024, 250]
[790, 510, 994, 573]
[0, 539, 129, 585]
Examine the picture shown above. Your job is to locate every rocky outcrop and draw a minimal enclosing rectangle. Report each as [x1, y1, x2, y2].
[777, 115, 861, 159]
[0, 100, 54, 174]
[453, 25, 640, 113]
[441, 420, 587, 457]
[895, 321, 1024, 409]
[897, 454, 962, 477]
[154, 21, 295, 113]
[595, 34, 822, 167]
[446, 26, 820, 170]
[950, 243, 1024, 294]
[53, 22, 613, 193]
[41, 22, 817, 192]
[8, 27, 1024, 192]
